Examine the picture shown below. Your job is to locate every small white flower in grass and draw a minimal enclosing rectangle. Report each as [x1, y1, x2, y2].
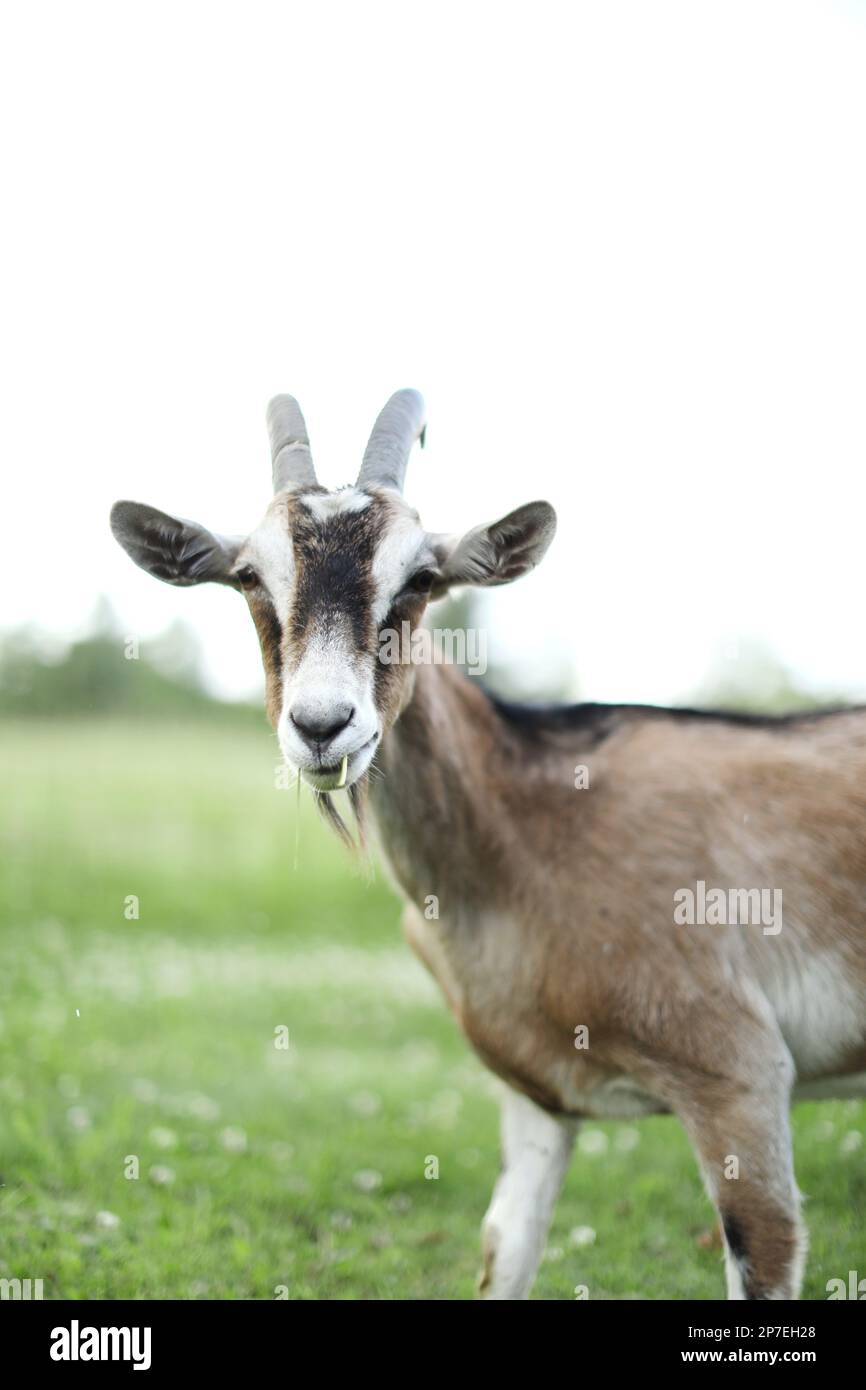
[331, 1211, 354, 1231]
[132, 1079, 159, 1104]
[542, 1245, 565, 1263]
[387, 1193, 412, 1215]
[578, 1128, 609, 1157]
[67, 1106, 91, 1131]
[188, 1094, 220, 1122]
[569, 1225, 597, 1248]
[353, 1169, 383, 1193]
[149, 1126, 177, 1150]
[348, 1091, 381, 1118]
[221, 1127, 247, 1153]
[841, 1130, 863, 1155]
[814, 1119, 836, 1141]
[189, 1282, 209, 1298]
[615, 1127, 640, 1153]
[95, 1210, 121, 1230]
[149, 1165, 176, 1186]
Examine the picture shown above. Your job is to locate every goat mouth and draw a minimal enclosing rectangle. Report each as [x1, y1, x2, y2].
[304, 735, 378, 791]
[318, 754, 349, 788]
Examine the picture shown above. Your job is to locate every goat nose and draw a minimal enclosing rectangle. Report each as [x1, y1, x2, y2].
[290, 703, 354, 746]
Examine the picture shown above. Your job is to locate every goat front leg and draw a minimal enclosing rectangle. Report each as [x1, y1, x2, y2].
[677, 1045, 805, 1300]
[478, 1086, 577, 1300]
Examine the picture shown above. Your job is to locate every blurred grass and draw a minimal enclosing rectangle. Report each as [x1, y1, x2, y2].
[0, 718, 863, 1300]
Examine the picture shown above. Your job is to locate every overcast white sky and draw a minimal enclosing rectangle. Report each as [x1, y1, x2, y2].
[3, 0, 866, 704]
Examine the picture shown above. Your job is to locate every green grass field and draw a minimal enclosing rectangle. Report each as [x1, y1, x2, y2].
[1, 718, 863, 1300]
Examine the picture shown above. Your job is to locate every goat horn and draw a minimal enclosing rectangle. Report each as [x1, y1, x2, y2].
[357, 389, 426, 493]
[267, 395, 317, 492]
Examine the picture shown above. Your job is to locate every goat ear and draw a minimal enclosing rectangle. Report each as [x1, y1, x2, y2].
[437, 501, 556, 589]
[110, 501, 242, 587]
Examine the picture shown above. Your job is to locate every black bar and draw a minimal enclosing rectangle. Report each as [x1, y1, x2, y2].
[5, 1297, 859, 1374]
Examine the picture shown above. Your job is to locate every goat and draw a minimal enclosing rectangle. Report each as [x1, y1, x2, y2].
[111, 390, 866, 1300]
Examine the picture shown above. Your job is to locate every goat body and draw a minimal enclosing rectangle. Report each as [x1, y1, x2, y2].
[373, 664, 866, 1298]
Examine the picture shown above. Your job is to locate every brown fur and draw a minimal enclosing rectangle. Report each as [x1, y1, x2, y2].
[365, 662, 866, 1298]
[374, 666, 866, 1106]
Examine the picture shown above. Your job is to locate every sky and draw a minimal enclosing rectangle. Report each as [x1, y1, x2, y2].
[3, 0, 866, 704]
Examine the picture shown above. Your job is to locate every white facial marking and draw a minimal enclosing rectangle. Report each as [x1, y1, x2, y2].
[370, 505, 431, 624]
[298, 488, 372, 520]
[236, 502, 296, 609]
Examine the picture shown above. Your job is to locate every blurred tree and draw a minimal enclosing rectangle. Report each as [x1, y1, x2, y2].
[0, 599, 258, 723]
[689, 638, 848, 715]
[148, 618, 206, 687]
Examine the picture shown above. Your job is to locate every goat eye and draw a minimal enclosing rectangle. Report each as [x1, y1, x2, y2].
[235, 566, 258, 590]
[405, 568, 437, 594]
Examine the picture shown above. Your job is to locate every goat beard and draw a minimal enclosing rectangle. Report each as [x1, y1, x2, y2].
[314, 775, 369, 853]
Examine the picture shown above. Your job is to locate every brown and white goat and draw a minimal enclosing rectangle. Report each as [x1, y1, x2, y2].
[111, 390, 866, 1300]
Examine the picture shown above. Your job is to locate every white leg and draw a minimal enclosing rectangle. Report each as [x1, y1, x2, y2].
[478, 1086, 577, 1300]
